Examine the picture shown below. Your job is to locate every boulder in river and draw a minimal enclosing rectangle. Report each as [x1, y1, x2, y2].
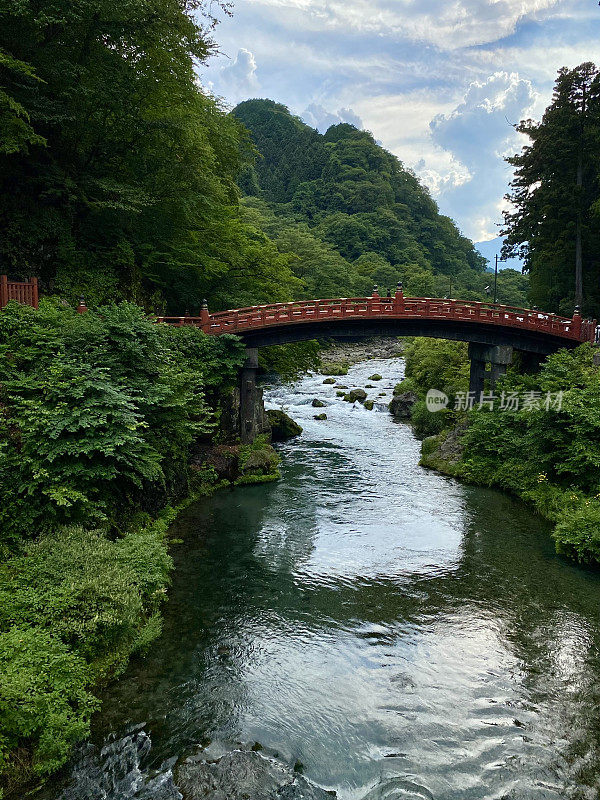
[368, 373, 383, 381]
[344, 389, 367, 403]
[267, 410, 303, 442]
[176, 746, 336, 800]
[314, 413, 327, 421]
[322, 378, 336, 385]
[389, 392, 417, 419]
[312, 398, 326, 408]
[364, 400, 374, 411]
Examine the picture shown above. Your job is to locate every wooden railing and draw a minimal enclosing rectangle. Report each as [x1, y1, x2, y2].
[0, 275, 39, 310]
[156, 294, 597, 345]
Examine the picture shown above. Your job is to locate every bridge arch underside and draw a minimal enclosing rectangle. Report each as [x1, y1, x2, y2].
[237, 318, 576, 356]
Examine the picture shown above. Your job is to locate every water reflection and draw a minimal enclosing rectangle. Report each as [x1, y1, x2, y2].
[45, 357, 600, 800]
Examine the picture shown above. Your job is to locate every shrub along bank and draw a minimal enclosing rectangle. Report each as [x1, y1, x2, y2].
[399, 338, 600, 566]
[0, 301, 279, 795]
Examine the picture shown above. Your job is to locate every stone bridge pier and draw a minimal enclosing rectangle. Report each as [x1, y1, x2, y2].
[239, 348, 270, 443]
[468, 343, 513, 397]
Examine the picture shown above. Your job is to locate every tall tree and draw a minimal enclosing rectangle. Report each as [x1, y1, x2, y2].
[0, 0, 296, 311]
[502, 63, 600, 316]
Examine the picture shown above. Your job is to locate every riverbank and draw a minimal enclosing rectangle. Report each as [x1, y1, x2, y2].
[397, 337, 600, 566]
[319, 336, 404, 372]
[0, 439, 281, 800]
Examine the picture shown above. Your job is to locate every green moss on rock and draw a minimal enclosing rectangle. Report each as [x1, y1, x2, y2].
[267, 410, 303, 442]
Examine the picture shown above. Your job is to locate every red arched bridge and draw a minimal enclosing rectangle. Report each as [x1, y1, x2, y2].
[2, 279, 597, 439]
[156, 290, 596, 354]
[155, 289, 596, 420]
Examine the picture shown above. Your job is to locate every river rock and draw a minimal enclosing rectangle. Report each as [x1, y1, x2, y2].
[267, 410, 303, 442]
[314, 413, 327, 420]
[322, 378, 336, 385]
[364, 400, 374, 411]
[368, 374, 383, 381]
[312, 398, 326, 408]
[389, 392, 417, 419]
[176, 748, 335, 800]
[344, 389, 367, 403]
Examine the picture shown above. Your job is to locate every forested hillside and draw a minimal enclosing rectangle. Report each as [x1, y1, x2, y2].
[0, 1, 300, 314]
[234, 99, 529, 306]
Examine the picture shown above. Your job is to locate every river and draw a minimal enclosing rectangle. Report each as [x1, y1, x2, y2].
[43, 356, 600, 800]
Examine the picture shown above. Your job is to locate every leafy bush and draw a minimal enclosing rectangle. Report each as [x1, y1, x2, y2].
[0, 627, 98, 778]
[458, 345, 600, 563]
[411, 400, 451, 439]
[404, 338, 469, 402]
[0, 301, 245, 548]
[0, 518, 172, 779]
[259, 341, 322, 381]
[554, 502, 600, 564]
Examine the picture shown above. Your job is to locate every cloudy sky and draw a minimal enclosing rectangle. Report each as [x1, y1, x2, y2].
[200, 0, 600, 259]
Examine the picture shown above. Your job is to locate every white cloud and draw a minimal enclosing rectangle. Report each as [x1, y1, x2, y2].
[430, 72, 536, 167]
[239, 0, 563, 50]
[301, 104, 363, 132]
[213, 48, 259, 104]
[426, 72, 536, 239]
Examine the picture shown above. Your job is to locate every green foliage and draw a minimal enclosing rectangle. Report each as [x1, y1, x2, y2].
[554, 502, 600, 564]
[404, 338, 469, 402]
[0, 301, 245, 548]
[234, 100, 491, 302]
[503, 63, 600, 316]
[0, 0, 294, 311]
[458, 345, 600, 563]
[393, 377, 418, 396]
[258, 341, 322, 382]
[0, 627, 97, 779]
[0, 514, 172, 779]
[411, 400, 451, 439]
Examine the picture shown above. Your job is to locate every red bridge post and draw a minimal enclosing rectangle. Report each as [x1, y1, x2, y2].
[201, 299, 210, 333]
[394, 282, 404, 312]
[0, 275, 7, 309]
[572, 306, 582, 338]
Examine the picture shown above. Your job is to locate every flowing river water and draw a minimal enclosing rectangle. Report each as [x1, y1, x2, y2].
[43, 356, 600, 800]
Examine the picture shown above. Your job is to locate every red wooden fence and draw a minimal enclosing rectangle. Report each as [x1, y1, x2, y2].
[0, 275, 39, 310]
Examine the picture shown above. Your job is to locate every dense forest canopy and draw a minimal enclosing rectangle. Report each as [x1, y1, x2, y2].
[0, 0, 299, 312]
[503, 63, 600, 318]
[233, 100, 528, 305]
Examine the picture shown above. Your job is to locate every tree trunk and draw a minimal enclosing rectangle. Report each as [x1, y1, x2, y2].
[575, 151, 583, 309]
[575, 79, 587, 311]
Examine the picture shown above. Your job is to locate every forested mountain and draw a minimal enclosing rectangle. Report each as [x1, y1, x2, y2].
[234, 99, 528, 305]
[503, 63, 600, 317]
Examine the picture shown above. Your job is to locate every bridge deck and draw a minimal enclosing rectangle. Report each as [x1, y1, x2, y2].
[156, 296, 596, 346]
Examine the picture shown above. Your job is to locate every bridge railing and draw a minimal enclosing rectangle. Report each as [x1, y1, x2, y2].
[0, 275, 39, 310]
[156, 296, 596, 344]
